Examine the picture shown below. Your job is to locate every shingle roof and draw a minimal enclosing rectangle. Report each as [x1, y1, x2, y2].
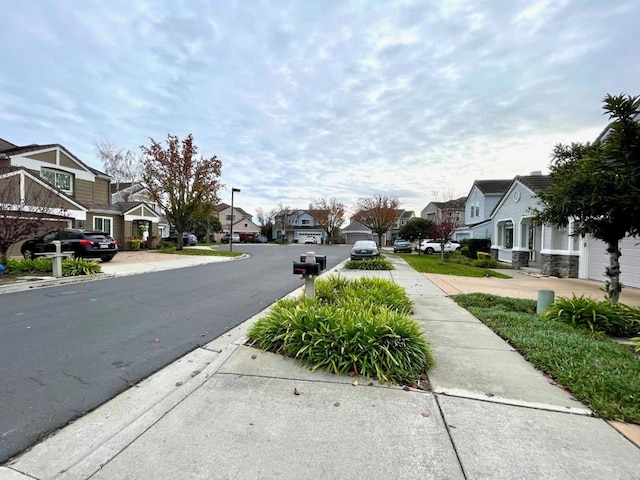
[473, 179, 512, 195]
[516, 175, 552, 192]
[432, 196, 467, 210]
[0, 138, 18, 151]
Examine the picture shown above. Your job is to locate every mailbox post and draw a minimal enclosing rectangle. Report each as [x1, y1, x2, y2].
[293, 251, 326, 298]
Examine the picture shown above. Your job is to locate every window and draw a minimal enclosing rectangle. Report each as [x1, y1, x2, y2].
[226, 214, 235, 223]
[41, 168, 73, 193]
[94, 217, 112, 235]
[301, 219, 310, 225]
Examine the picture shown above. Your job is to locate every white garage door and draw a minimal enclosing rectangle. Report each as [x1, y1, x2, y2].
[586, 237, 640, 288]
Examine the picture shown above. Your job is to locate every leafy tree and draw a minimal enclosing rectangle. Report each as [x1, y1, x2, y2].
[0, 170, 68, 264]
[534, 93, 640, 303]
[398, 218, 432, 241]
[430, 210, 460, 263]
[352, 194, 400, 246]
[141, 134, 223, 250]
[191, 213, 222, 243]
[96, 140, 142, 200]
[312, 197, 346, 244]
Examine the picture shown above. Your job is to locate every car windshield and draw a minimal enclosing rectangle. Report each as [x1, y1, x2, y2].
[84, 231, 109, 239]
[354, 241, 376, 249]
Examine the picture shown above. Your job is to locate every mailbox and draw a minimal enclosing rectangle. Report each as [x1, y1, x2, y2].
[293, 262, 320, 277]
[300, 254, 326, 271]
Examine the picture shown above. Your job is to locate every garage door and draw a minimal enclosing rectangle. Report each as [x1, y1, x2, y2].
[586, 237, 640, 288]
[345, 233, 371, 244]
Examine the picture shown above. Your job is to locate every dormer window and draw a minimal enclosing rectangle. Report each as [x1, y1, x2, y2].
[42, 168, 73, 194]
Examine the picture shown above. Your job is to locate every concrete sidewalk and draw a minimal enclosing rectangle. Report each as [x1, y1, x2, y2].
[2, 257, 639, 479]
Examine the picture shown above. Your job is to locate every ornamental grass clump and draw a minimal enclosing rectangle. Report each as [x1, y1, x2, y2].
[543, 294, 640, 337]
[344, 258, 394, 270]
[248, 278, 433, 385]
[62, 258, 102, 276]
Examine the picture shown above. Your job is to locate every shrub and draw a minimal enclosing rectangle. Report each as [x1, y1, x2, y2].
[472, 257, 498, 268]
[62, 258, 102, 276]
[248, 277, 432, 384]
[6, 257, 54, 274]
[315, 275, 413, 314]
[129, 238, 141, 251]
[458, 238, 491, 259]
[543, 294, 640, 337]
[445, 251, 473, 265]
[344, 258, 394, 270]
[459, 245, 472, 259]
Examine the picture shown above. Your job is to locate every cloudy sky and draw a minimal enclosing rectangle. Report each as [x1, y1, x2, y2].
[2, 0, 638, 219]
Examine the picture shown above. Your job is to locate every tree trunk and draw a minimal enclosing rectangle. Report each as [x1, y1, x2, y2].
[605, 241, 622, 303]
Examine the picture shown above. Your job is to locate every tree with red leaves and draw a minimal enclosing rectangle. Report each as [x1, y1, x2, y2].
[430, 210, 460, 263]
[141, 134, 223, 250]
[352, 194, 400, 246]
[312, 197, 346, 244]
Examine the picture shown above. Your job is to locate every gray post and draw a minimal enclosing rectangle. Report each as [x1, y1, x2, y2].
[537, 289, 555, 314]
[52, 240, 63, 278]
[304, 251, 316, 298]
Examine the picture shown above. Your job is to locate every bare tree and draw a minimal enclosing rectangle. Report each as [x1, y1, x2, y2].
[255, 207, 277, 238]
[430, 210, 460, 263]
[0, 170, 68, 264]
[352, 194, 400, 246]
[96, 140, 143, 200]
[141, 134, 223, 250]
[312, 197, 345, 244]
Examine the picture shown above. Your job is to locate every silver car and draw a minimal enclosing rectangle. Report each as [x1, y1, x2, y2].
[350, 240, 380, 261]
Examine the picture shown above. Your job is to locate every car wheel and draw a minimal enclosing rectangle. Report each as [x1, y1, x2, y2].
[102, 255, 114, 263]
[426, 247, 435, 254]
[23, 248, 35, 260]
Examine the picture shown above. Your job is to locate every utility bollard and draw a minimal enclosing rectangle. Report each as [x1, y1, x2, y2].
[51, 240, 63, 278]
[537, 289, 555, 314]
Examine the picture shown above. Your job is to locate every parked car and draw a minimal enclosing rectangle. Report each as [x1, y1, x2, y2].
[419, 239, 461, 254]
[256, 234, 268, 243]
[350, 240, 380, 261]
[304, 237, 319, 244]
[164, 232, 197, 246]
[239, 232, 258, 243]
[21, 228, 118, 262]
[393, 239, 413, 253]
[221, 232, 240, 243]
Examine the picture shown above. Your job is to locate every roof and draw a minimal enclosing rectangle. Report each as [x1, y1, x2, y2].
[516, 175, 552, 193]
[342, 222, 371, 232]
[472, 179, 512, 195]
[432, 196, 467, 210]
[399, 210, 414, 220]
[0, 142, 110, 177]
[0, 138, 18, 151]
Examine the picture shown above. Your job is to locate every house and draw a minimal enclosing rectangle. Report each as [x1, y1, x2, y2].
[216, 203, 260, 241]
[391, 210, 415, 241]
[454, 179, 512, 241]
[272, 208, 326, 244]
[421, 197, 466, 226]
[0, 138, 161, 255]
[341, 222, 373, 244]
[110, 182, 169, 238]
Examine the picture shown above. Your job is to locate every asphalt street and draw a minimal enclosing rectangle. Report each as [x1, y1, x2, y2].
[0, 244, 351, 463]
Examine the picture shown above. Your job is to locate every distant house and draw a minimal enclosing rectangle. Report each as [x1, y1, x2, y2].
[216, 203, 260, 241]
[421, 197, 466, 227]
[0, 138, 161, 255]
[341, 221, 373, 244]
[341, 209, 414, 246]
[272, 208, 326, 244]
[455, 179, 511, 241]
[110, 182, 168, 238]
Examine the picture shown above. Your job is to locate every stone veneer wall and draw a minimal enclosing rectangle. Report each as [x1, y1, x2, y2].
[490, 248, 499, 261]
[540, 254, 579, 278]
[511, 250, 530, 270]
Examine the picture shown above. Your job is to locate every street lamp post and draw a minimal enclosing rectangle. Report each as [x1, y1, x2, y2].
[230, 187, 241, 252]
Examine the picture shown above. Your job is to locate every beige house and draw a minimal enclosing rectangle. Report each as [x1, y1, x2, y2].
[215, 203, 260, 241]
[0, 138, 161, 256]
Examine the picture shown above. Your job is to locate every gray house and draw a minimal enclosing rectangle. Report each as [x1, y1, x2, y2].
[455, 179, 511, 241]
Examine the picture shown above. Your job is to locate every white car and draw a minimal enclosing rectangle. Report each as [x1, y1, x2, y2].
[419, 239, 461, 254]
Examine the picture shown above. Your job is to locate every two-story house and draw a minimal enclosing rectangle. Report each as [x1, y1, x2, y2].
[216, 203, 260, 241]
[454, 179, 512, 241]
[0, 138, 161, 256]
[421, 197, 466, 227]
[272, 208, 326, 244]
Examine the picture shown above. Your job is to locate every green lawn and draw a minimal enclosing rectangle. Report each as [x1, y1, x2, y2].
[396, 253, 511, 278]
[453, 293, 640, 423]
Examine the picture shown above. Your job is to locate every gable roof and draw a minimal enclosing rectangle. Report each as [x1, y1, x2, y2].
[342, 222, 371, 233]
[0, 138, 18, 151]
[471, 179, 512, 195]
[0, 142, 110, 178]
[431, 196, 467, 210]
[515, 175, 553, 193]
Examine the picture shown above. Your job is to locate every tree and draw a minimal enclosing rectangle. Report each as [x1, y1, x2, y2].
[256, 207, 277, 238]
[534, 93, 640, 303]
[430, 210, 460, 263]
[191, 213, 222, 243]
[312, 197, 346, 244]
[0, 170, 68, 265]
[398, 218, 432, 241]
[141, 134, 223, 250]
[96, 140, 143, 200]
[352, 194, 400, 246]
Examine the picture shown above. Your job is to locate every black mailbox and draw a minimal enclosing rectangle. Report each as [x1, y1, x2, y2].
[293, 262, 320, 276]
[300, 255, 326, 271]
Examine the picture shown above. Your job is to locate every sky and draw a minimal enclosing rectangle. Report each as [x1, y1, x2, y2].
[2, 0, 639, 220]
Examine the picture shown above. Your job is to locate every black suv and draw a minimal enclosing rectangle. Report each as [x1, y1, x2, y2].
[21, 228, 118, 262]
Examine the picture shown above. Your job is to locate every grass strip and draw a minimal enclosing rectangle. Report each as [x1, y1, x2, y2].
[399, 254, 510, 278]
[454, 293, 640, 423]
